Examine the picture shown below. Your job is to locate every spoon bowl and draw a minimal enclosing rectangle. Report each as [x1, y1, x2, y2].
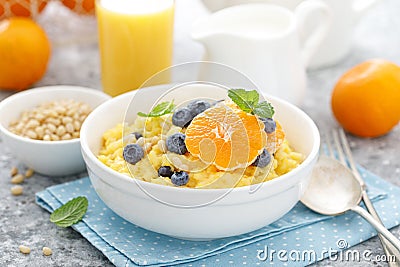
[301, 155, 400, 251]
[301, 155, 362, 215]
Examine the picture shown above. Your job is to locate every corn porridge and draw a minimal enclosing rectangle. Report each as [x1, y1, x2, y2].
[98, 89, 304, 188]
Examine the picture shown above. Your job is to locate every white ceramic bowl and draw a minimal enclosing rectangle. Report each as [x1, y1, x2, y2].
[0, 86, 111, 176]
[80, 84, 320, 240]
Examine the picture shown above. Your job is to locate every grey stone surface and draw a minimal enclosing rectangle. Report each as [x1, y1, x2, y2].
[0, 0, 399, 266]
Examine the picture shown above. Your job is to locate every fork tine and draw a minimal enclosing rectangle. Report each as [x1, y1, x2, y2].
[338, 128, 366, 188]
[332, 129, 346, 165]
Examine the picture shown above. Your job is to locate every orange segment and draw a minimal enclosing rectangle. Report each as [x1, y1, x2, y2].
[185, 101, 266, 171]
[265, 121, 285, 154]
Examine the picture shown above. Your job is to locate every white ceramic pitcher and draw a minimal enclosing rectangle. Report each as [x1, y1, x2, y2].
[201, 0, 382, 69]
[191, 0, 331, 106]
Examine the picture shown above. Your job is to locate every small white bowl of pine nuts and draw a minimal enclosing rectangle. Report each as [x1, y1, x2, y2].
[0, 85, 111, 176]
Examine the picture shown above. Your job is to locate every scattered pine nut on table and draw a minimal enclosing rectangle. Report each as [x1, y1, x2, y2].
[19, 245, 30, 254]
[42, 247, 52, 256]
[10, 167, 18, 177]
[11, 185, 23, 196]
[11, 174, 24, 184]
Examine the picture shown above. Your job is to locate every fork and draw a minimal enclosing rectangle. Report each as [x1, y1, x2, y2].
[325, 128, 400, 266]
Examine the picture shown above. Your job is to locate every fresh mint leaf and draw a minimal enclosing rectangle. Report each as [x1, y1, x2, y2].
[228, 89, 259, 113]
[50, 196, 88, 228]
[137, 101, 176, 117]
[254, 101, 275, 118]
[228, 89, 274, 118]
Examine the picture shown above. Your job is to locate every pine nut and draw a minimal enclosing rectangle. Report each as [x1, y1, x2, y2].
[11, 185, 23, 196]
[25, 169, 34, 178]
[19, 245, 31, 254]
[10, 167, 18, 177]
[35, 126, 45, 138]
[157, 140, 167, 153]
[26, 130, 37, 139]
[42, 247, 52, 256]
[62, 117, 73, 124]
[61, 133, 72, 140]
[151, 136, 160, 145]
[26, 119, 39, 129]
[65, 123, 74, 133]
[73, 120, 81, 131]
[11, 174, 24, 184]
[137, 137, 145, 146]
[143, 143, 152, 153]
[56, 125, 66, 136]
[47, 123, 56, 133]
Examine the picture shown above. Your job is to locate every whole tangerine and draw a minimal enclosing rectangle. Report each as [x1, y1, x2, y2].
[0, 17, 51, 90]
[331, 59, 400, 138]
[0, 0, 48, 20]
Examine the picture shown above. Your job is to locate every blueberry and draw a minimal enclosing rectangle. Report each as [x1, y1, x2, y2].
[260, 118, 276, 133]
[187, 100, 211, 117]
[158, 166, 173, 178]
[252, 149, 271, 168]
[171, 171, 189, 186]
[172, 107, 193, 127]
[123, 144, 144, 165]
[132, 132, 143, 140]
[166, 133, 187, 155]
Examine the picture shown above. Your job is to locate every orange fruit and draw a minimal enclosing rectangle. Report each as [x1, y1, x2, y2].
[331, 59, 400, 138]
[265, 121, 285, 154]
[185, 101, 266, 171]
[0, 0, 48, 19]
[61, 0, 95, 15]
[0, 17, 51, 90]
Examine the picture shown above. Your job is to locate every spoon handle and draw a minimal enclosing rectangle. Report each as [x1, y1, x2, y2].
[362, 191, 400, 265]
[351, 205, 400, 251]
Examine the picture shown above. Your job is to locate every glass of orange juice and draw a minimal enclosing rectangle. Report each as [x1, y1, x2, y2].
[96, 0, 174, 97]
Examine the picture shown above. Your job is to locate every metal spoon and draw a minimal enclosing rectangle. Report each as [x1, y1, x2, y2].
[301, 155, 400, 251]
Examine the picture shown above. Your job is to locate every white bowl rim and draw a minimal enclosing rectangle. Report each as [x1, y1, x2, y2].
[81, 88, 320, 194]
[0, 85, 111, 145]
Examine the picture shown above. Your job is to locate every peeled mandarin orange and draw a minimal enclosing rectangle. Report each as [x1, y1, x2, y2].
[61, 0, 95, 15]
[265, 121, 285, 154]
[185, 101, 266, 171]
[0, 0, 48, 19]
[331, 59, 400, 138]
[0, 17, 51, 90]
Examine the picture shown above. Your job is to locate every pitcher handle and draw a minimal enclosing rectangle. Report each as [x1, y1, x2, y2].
[353, 0, 382, 20]
[295, 0, 332, 68]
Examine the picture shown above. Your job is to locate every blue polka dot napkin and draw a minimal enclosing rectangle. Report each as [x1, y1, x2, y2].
[36, 166, 400, 267]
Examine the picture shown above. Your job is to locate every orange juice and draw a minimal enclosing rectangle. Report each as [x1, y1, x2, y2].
[96, 0, 174, 96]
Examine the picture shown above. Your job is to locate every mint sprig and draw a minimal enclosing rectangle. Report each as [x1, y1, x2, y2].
[228, 89, 274, 118]
[137, 101, 175, 117]
[50, 196, 88, 228]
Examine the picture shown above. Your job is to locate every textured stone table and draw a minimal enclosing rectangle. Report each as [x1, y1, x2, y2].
[0, 0, 399, 266]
